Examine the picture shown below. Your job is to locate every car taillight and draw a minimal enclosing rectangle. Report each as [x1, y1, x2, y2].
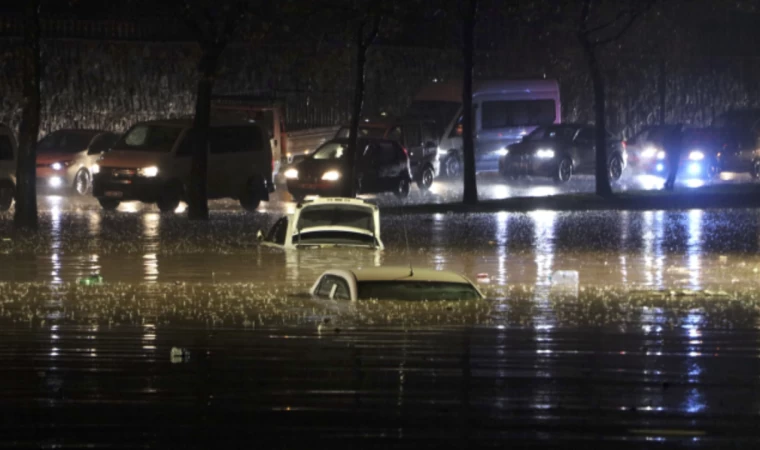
[622, 141, 627, 150]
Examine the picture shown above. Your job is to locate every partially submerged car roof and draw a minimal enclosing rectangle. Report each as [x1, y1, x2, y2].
[348, 266, 474, 284]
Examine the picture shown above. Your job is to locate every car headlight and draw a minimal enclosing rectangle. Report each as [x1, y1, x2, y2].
[657, 151, 666, 160]
[321, 170, 341, 181]
[51, 162, 70, 171]
[138, 166, 159, 177]
[688, 150, 705, 161]
[496, 147, 509, 156]
[284, 168, 299, 179]
[641, 146, 657, 159]
[91, 164, 100, 174]
[535, 148, 555, 159]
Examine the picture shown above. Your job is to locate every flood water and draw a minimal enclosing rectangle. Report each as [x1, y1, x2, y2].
[2, 199, 760, 447]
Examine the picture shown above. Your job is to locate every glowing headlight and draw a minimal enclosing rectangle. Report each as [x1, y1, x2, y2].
[688, 150, 705, 161]
[91, 164, 100, 174]
[51, 162, 63, 171]
[284, 168, 299, 179]
[138, 166, 159, 177]
[321, 170, 341, 181]
[657, 151, 666, 160]
[535, 149, 555, 159]
[496, 147, 509, 156]
[48, 176, 62, 188]
[641, 146, 657, 159]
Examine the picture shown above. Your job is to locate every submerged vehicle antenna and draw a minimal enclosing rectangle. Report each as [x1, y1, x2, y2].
[403, 215, 413, 277]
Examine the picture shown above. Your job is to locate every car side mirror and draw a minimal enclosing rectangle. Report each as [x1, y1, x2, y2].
[424, 141, 436, 149]
[256, 229, 264, 242]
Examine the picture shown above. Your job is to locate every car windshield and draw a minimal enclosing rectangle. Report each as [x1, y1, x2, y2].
[312, 142, 346, 160]
[296, 205, 375, 233]
[357, 281, 482, 301]
[335, 126, 387, 139]
[293, 231, 377, 247]
[115, 124, 183, 152]
[525, 126, 577, 141]
[37, 131, 98, 153]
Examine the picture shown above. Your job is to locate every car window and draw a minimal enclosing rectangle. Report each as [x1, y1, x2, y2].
[266, 217, 289, 245]
[386, 126, 402, 141]
[316, 275, 350, 300]
[210, 126, 263, 154]
[481, 100, 556, 129]
[313, 142, 346, 160]
[0, 135, 13, 160]
[526, 126, 577, 142]
[421, 122, 438, 143]
[117, 124, 183, 152]
[89, 133, 118, 155]
[356, 281, 481, 301]
[449, 115, 463, 138]
[370, 142, 399, 165]
[575, 128, 594, 142]
[402, 124, 421, 148]
[37, 130, 99, 154]
[296, 205, 374, 233]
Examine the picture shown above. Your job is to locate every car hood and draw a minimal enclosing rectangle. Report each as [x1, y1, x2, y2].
[36, 152, 82, 164]
[97, 150, 168, 168]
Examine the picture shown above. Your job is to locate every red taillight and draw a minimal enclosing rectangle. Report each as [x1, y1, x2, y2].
[622, 140, 627, 150]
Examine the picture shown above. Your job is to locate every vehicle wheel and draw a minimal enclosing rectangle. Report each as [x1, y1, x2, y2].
[608, 154, 624, 182]
[98, 198, 120, 211]
[394, 178, 411, 199]
[416, 166, 435, 191]
[0, 182, 14, 212]
[240, 179, 262, 212]
[752, 160, 760, 179]
[157, 184, 181, 213]
[443, 154, 462, 178]
[73, 169, 91, 196]
[554, 157, 573, 183]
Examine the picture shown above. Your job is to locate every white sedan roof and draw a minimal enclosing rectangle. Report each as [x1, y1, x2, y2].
[349, 266, 472, 284]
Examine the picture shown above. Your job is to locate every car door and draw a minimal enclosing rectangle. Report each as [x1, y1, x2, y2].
[402, 123, 424, 175]
[572, 127, 595, 173]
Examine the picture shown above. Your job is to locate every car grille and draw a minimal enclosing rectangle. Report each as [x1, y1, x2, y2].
[105, 168, 137, 178]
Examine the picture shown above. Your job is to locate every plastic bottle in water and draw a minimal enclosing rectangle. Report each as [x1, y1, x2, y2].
[550, 270, 579, 297]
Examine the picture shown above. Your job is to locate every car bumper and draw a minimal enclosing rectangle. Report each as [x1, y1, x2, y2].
[499, 156, 558, 177]
[286, 179, 344, 198]
[93, 174, 166, 202]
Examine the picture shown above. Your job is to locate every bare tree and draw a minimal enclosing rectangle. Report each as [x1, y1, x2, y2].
[461, 0, 478, 205]
[342, 10, 381, 198]
[577, 0, 653, 198]
[183, 1, 248, 220]
[14, 0, 41, 230]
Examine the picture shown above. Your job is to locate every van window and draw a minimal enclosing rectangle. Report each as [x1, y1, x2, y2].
[481, 100, 556, 129]
[210, 126, 263, 154]
[117, 124, 183, 152]
[0, 135, 13, 160]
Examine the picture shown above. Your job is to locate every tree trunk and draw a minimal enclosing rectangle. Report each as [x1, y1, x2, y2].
[583, 43, 613, 198]
[461, 0, 478, 205]
[187, 45, 222, 220]
[343, 23, 369, 198]
[14, 0, 41, 231]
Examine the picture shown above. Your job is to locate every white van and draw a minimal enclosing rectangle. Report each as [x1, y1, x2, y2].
[92, 119, 273, 212]
[405, 79, 561, 176]
[0, 124, 16, 211]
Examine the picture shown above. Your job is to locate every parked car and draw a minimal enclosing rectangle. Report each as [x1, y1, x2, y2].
[92, 119, 273, 212]
[258, 197, 383, 250]
[498, 124, 627, 183]
[310, 266, 484, 301]
[35, 129, 119, 196]
[0, 124, 16, 211]
[406, 79, 561, 176]
[335, 119, 441, 190]
[284, 138, 412, 202]
[711, 109, 760, 178]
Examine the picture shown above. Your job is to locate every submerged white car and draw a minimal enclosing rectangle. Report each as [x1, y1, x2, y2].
[310, 266, 484, 301]
[259, 197, 384, 250]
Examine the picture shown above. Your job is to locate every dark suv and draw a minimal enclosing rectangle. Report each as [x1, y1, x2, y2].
[334, 118, 440, 190]
[284, 137, 412, 202]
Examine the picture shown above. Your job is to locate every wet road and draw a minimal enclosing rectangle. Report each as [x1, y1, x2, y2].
[2, 192, 760, 447]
